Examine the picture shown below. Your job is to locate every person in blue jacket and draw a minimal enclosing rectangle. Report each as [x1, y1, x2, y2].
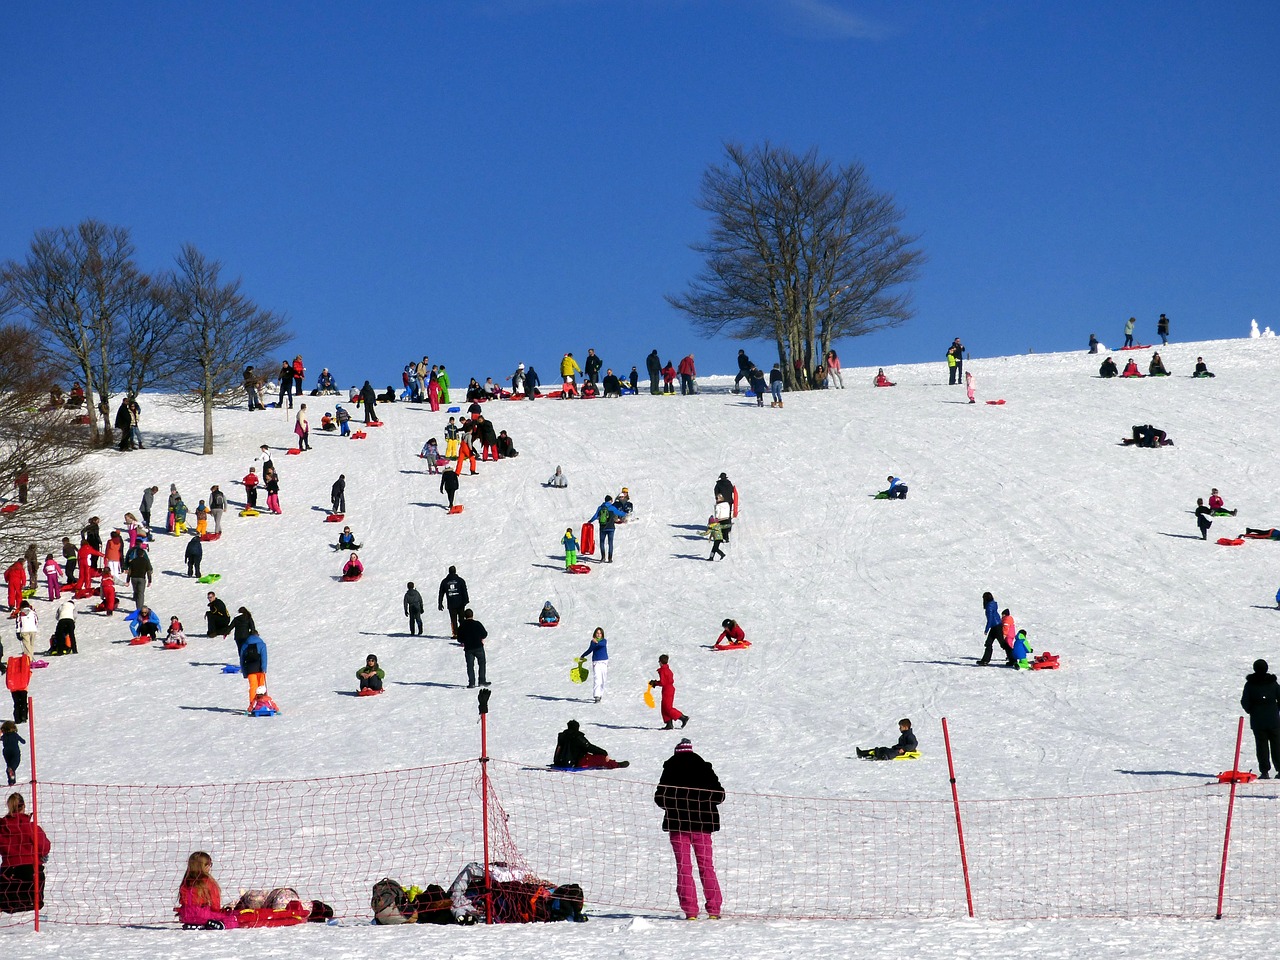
[239, 633, 268, 712]
[580, 626, 609, 703]
[883, 476, 908, 500]
[978, 591, 1013, 666]
[591, 496, 626, 563]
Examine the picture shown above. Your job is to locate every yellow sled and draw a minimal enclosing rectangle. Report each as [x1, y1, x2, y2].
[570, 658, 588, 684]
[893, 751, 922, 761]
[643, 687, 656, 709]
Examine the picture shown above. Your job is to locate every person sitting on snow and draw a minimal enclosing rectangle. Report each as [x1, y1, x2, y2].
[1148, 352, 1169, 376]
[580, 379, 599, 399]
[538, 601, 560, 626]
[1208, 488, 1237, 516]
[856, 718, 918, 760]
[320, 412, 336, 431]
[614, 487, 634, 518]
[1121, 358, 1143, 378]
[357, 654, 384, 693]
[874, 368, 896, 387]
[341, 553, 364, 581]
[1099, 357, 1119, 378]
[496, 430, 518, 458]
[336, 526, 360, 551]
[165, 616, 187, 647]
[714, 618, 746, 648]
[317, 369, 338, 394]
[1193, 357, 1215, 378]
[546, 466, 568, 488]
[551, 719, 629, 769]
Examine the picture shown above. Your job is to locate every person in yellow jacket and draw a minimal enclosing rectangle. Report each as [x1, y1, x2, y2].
[560, 353, 582, 396]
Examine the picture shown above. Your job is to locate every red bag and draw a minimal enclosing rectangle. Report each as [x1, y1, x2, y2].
[580, 522, 595, 556]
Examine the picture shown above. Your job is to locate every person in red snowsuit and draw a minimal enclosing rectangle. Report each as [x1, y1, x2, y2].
[714, 619, 746, 648]
[74, 543, 102, 596]
[3, 561, 25, 618]
[649, 655, 689, 730]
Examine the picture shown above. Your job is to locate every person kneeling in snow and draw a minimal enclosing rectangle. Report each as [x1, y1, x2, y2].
[341, 553, 364, 581]
[856, 718, 918, 760]
[879, 476, 908, 499]
[552, 720, 628, 769]
[714, 619, 746, 648]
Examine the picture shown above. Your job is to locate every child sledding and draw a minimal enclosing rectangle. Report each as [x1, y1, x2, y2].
[713, 619, 750, 650]
[357, 654, 384, 695]
[856, 718, 919, 760]
[538, 601, 560, 626]
[876, 476, 908, 500]
[341, 554, 364, 581]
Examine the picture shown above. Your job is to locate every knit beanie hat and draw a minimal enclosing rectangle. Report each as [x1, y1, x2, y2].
[1254, 659, 1269, 674]
[675, 739, 693, 753]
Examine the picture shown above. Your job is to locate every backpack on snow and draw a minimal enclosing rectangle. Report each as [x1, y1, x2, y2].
[371, 877, 415, 924]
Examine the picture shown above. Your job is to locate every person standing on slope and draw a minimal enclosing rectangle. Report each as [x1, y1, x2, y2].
[1195, 498, 1213, 541]
[404, 581, 424, 636]
[331, 474, 346, 515]
[654, 739, 724, 921]
[581, 627, 609, 703]
[1157, 313, 1170, 345]
[978, 591, 1013, 666]
[1242, 659, 1280, 779]
[647, 350, 663, 396]
[438, 566, 469, 639]
[457, 609, 488, 688]
[678, 354, 697, 396]
[560, 353, 582, 396]
[649, 654, 689, 729]
[732, 350, 753, 393]
[592, 496, 626, 563]
[1123, 316, 1136, 348]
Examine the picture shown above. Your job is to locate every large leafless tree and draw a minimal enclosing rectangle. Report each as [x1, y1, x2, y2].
[0, 220, 140, 445]
[166, 245, 291, 454]
[668, 143, 925, 389]
[0, 322, 97, 559]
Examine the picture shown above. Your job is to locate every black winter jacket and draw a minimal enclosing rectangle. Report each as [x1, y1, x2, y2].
[553, 728, 605, 768]
[1242, 672, 1280, 730]
[438, 573, 468, 610]
[654, 752, 725, 833]
[457, 618, 487, 650]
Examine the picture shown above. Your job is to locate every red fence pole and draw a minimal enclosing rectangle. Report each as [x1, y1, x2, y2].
[1216, 716, 1246, 919]
[478, 689, 492, 924]
[29, 696, 39, 933]
[942, 717, 975, 918]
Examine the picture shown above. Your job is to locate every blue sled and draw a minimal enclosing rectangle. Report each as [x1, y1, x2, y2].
[222, 664, 240, 674]
[447, 406, 461, 413]
[248, 707, 277, 717]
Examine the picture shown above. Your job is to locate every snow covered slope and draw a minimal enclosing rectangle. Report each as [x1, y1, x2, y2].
[8, 336, 1280, 955]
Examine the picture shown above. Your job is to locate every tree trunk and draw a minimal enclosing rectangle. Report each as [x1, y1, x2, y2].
[202, 386, 215, 456]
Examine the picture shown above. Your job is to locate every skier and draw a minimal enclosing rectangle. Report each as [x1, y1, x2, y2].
[581, 627, 609, 703]
[654, 739, 724, 921]
[404, 581, 424, 636]
[856, 718, 918, 760]
[649, 654, 688, 729]
[438, 566, 469, 639]
[331, 475, 346, 515]
[1241, 659, 1280, 779]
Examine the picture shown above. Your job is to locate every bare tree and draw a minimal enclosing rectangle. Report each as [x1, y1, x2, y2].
[0, 220, 139, 445]
[167, 245, 291, 454]
[0, 322, 97, 558]
[118, 272, 183, 397]
[668, 143, 925, 389]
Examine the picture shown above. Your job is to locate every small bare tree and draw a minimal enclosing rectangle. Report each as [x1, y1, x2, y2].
[0, 220, 139, 445]
[668, 143, 925, 389]
[166, 245, 291, 454]
[0, 322, 97, 558]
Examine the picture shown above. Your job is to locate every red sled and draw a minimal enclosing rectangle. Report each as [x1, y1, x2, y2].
[985, 399, 1006, 405]
[448, 505, 464, 515]
[325, 514, 345, 523]
[537, 621, 560, 628]
[367, 420, 384, 427]
[341, 573, 362, 582]
[200, 533, 221, 542]
[0, 505, 18, 515]
[1031, 652, 1060, 670]
[1218, 769, 1259, 784]
[580, 522, 596, 556]
[566, 564, 591, 575]
[357, 687, 384, 697]
[162, 642, 187, 650]
[286, 448, 301, 455]
[128, 636, 151, 646]
[236, 902, 310, 927]
[1119, 344, 1153, 351]
[712, 640, 752, 651]
[732, 486, 739, 518]
[1217, 538, 1244, 546]
[350, 431, 367, 440]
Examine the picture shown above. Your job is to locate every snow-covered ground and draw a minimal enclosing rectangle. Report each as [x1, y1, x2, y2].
[5, 337, 1280, 955]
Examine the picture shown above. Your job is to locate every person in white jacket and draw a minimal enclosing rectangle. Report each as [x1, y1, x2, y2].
[51, 598, 76, 655]
[15, 602, 38, 657]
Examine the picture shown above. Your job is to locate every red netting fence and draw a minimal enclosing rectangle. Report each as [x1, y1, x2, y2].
[4, 718, 1277, 926]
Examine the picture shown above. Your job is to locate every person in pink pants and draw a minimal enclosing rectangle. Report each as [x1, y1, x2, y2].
[654, 739, 724, 919]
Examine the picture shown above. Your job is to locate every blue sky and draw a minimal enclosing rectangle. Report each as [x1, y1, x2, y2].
[2, 1, 1276, 385]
